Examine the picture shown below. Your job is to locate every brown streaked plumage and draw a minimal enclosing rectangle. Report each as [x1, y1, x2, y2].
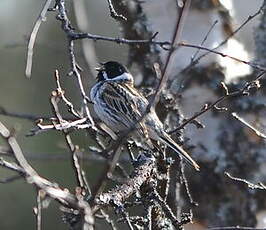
[90, 61, 200, 171]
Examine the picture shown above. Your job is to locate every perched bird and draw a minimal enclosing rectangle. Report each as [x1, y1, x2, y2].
[90, 61, 200, 171]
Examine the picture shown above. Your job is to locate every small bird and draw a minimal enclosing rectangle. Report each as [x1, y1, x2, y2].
[90, 61, 200, 171]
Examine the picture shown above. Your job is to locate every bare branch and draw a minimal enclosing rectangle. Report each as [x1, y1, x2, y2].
[0, 158, 25, 174]
[225, 172, 266, 190]
[0, 174, 23, 183]
[25, 0, 53, 78]
[0, 121, 94, 229]
[153, 190, 192, 229]
[106, 0, 127, 21]
[98, 209, 118, 230]
[50, 72, 90, 194]
[180, 162, 197, 206]
[179, 42, 266, 71]
[54, 69, 82, 118]
[35, 190, 42, 230]
[180, 1, 265, 74]
[0, 106, 52, 121]
[169, 71, 266, 133]
[0, 106, 77, 122]
[231, 112, 266, 139]
[95, 154, 155, 206]
[55, 0, 95, 127]
[148, 0, 191, 109]
[28, 117, 90, 136]
[72, 0, 98, 77]
[190, 20, 218, 62]
[209, 226, 266, 230]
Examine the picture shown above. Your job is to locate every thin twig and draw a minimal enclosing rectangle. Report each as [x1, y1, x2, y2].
[180, 1, 265, 75]
[54, 69, 81, 118]
[91, 145, 123, 199]
[0, 106, 55, 121]
[99, 209, 118, 230]
[209, 226, 266, 230]
[216, 2, 264, 49]
[72, 0, 98, 77]
[225, 172, 266, 190]
[169, 71, 266, 134]
[147, 205, 152, 230]
[231, 112, 266, 139]
[176, 18, 218, 91]
[190, 20, 218, 62]
[50, 73, 90, 194]
[57, 30, 171, 49]
[122, 211, 135, 230]
[179, 42, 266, 71]
[106, 0, 127, 21]
[153, 191, 184, 229]
[180, 162, 197, 206]
[55, 0, 95, 127]
[148, 0, 191, 109]
[0, 158, 25, 174]
[68, 39, 95, 125]
[0, 174, 23, 183]
[25, 0, 53, 78]
[36, 190, 42, 230]
[28, 117, 90, 136]
[0, 121, 94, 229]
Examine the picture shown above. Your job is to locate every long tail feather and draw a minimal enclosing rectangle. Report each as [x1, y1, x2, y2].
[159, 133, 200, 171]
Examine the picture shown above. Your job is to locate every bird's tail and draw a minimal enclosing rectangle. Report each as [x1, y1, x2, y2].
[159, 133, 200, 171]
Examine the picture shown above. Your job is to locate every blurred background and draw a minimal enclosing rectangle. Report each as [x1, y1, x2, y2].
[0, 0, 264, 229]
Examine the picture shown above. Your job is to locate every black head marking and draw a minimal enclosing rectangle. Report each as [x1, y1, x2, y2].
[96, 61, 129, 82]
[96, 71, 105, 82]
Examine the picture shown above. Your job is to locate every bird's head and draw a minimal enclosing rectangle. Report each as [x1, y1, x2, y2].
[96, 61, 133, 83]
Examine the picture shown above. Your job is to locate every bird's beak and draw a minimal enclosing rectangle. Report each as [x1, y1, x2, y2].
[95, 67, 102, 72]
[95, 62, 105, 72]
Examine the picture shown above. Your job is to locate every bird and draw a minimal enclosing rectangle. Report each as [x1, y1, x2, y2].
[90, 61, 200, 171]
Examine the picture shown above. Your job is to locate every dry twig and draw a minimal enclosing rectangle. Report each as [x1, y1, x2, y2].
[0, 121, 94, 230]
[25, 0, 53, 78]
[169, 71, 266, 134]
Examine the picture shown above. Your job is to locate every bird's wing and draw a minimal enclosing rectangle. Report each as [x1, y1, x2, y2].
[101, 82, 148, 134]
